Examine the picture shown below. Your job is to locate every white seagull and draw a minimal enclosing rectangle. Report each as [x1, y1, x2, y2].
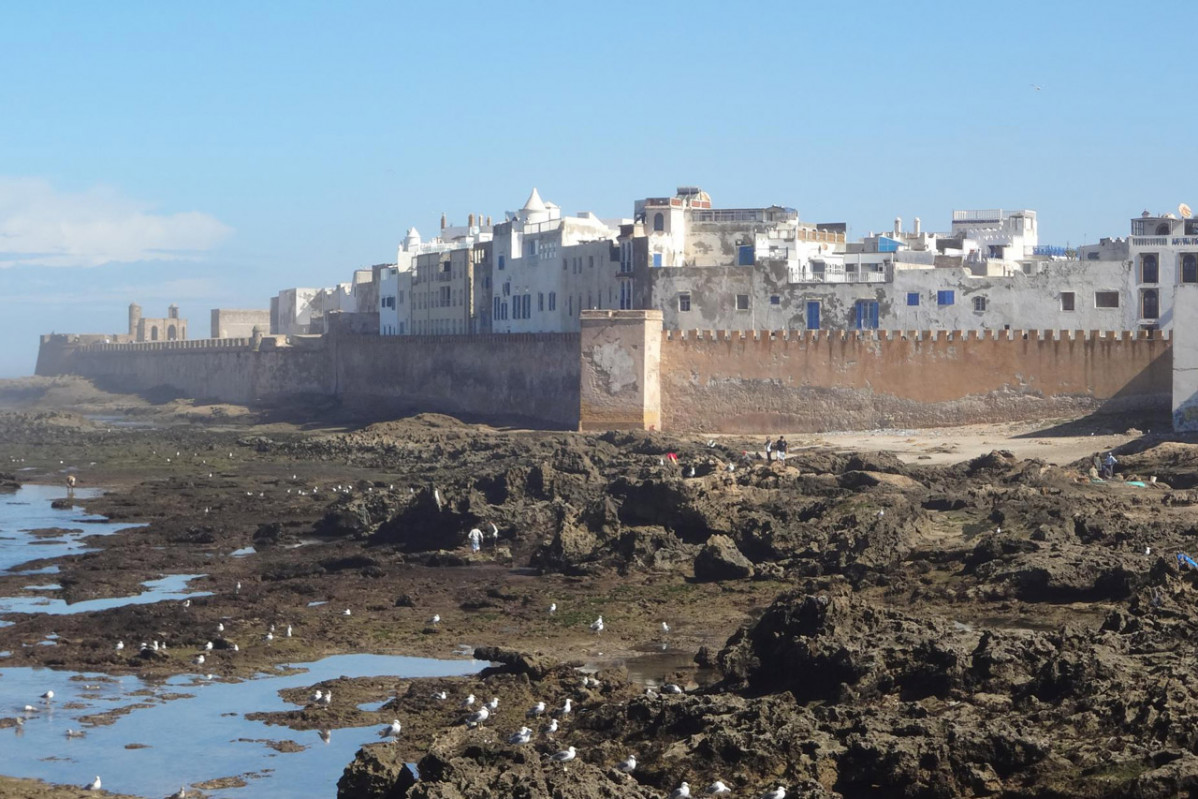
[41, 690, 54, 701]
[115, 641, 124, 651]
[672, 782, 691, 799]
[84, 776, 101, 790]
[543, 718, 559, 735]
[378, 719, 402, 739]
[310, 689, 324, 703]
[707, 781, 732, 795]
[430, 614, 441, 626]
[205, 641, 214, 650]
[549, 602, 557, 614]
[661, 621, 671, 634]
[527, 701, 546, 718]
[464, 706, 490, 726]
[663, 683, 684, 694]
[555, 697, 572, 717]
[431, 690, 448, 701]
[508, 726, 533, 745]
[343, 608, 352, 617]
[194, 654, 205, 666]
[590, 616, 604, 635]
[486, 697, 500, 711]
[460, 693, 475, 709]
[616, 754, 637, 773]
[217, 622, 224, 632]
[759, 787, 786, 799]
[550, 745, 576, 763]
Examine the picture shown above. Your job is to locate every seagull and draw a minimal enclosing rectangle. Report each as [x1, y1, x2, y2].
[183, 599, 191, 608]
[320, 691, 332, 706]
[616, 754, 637, 773]
[672, 782, 692, 799]
[543, 718, 559, 735]
[759, 788, 786, 799]
[65, 729, 86, 738]
[555, 698, 572, 717]
[590, 616, 604, 635]
[286, 625, 292, 637]
[431, 690, 448, 701]
[205, 641, 214, 651]
[663, 683, 684, 694]
[508, 726, 533, 745]
[217, 623, 225, 632]
[318, 729, 331, 744]
[526, 701, 546, 718]
[661, 621, 671, 635]
[171, 786, 188, 799]
[41, 691, 54, 701]
[876, 509, 885, 518]
[706, 781, 732, 795]
[343, 609, 352, 617]
[687, 465, 696, 478]
[310, 689, 324, 703]
[115, 641, 124, 651]
[550, 745, 576, 763]
[460, 693, 476, 709]
[464, 706, 490, 726]
[84, 776, 101, 791]
[264, 632, 274, 642]
[194, 654, 205, 665]
[430, 614, 441, 626]
[486, 697, 500, 711]
[549, 603, 556, 615]
[378, 719, 402, 739]
[1146, 546, 1153, 555]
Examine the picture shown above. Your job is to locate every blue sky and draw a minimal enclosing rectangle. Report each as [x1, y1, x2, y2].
[0, 1, 1191, 376]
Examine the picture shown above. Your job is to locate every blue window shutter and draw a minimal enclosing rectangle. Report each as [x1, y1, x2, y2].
[652, 253, 663, 268]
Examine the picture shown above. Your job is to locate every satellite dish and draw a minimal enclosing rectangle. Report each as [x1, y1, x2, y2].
[1181, 203, 1193, 219]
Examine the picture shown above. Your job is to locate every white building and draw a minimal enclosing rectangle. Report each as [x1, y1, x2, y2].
[489, 188, 627, 334]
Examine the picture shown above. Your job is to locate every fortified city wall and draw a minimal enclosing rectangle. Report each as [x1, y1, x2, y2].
[38, 313, 1171, 432]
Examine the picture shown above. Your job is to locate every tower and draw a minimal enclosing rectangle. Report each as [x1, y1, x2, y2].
[128, 303, 142, 336]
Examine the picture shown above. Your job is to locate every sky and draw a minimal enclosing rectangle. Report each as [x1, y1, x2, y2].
[0, 1, 1193, 376]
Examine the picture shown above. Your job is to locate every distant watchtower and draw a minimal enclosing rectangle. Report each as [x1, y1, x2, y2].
[128, 303, 142, 336]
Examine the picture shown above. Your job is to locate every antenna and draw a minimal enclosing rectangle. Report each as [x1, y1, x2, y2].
[1180, 203, 1193, 219]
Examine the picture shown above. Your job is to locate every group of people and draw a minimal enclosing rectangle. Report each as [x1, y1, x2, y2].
[765, 436, 788, 462]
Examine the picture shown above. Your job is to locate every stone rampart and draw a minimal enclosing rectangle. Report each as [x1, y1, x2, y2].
[660, 328, 1171, 432]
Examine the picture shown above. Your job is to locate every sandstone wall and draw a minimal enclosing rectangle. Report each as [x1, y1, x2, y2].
[37, 332, 580, 429]
[659, 328, 1172, 432]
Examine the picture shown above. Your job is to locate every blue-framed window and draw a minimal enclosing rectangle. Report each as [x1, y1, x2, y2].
[937, 290, 955, 306]
[497, 255, 505, 270]
[806, 300, 821, 330]
[855, 299, 879, 330]
[737, 246, 754, 266]
[652, 252, 663, 268]
[906, 292, 920, 306]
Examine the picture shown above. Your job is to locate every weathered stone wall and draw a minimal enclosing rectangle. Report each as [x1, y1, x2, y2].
[1172, 285, 1198, 431]
[210, 309, 271, 339]
[36, 331, 580, 429]
[659, 328, 1172, 433]
[579, 310, 661, 431]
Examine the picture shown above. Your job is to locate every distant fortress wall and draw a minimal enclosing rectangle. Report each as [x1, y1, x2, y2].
[39, 315, 1171, 432]
[36, 330, 582, 429]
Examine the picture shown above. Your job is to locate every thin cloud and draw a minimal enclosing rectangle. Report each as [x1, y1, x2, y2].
[0, 177, 232, 268]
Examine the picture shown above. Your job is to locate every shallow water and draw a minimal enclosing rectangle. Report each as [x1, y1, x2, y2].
[2, 653, 485, 798]
[0, 574, 212, 616]
[0, 485, 142, 572]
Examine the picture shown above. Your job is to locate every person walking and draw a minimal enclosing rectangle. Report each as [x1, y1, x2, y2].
[775, 436, 788, 462]
[467, 527, 484, 552]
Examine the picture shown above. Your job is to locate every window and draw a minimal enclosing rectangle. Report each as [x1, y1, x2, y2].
[653, 212, 664, 232]
[563, 258, 568, 272]
[678, 292, 691, 312]
[1095, 291, 1120, 308]
[569, 295, 573, 316]
[735, 294, 750, 311]
[737, 246, 754, 266]
[1061, 291, 1076, 311]
[1141, 288, 1160, 319]
[652, 253, 663, 268]
[548, 292, 556, 311]
[620, 281, 633, 310]
[937, 290, 955, 306]
[770, 295, 780, 306]
[588, 255, 594, 269]
[906, 292, 920, 306]
[587, 293, 592, 309]
[855, 299, 879, 330]
[538, 293, 544, 312]
[1141, 254, 1159, 283]
[972, 296, 987, 312]
[806, 300, 821, 330]
[1182, 253, 1198, 284]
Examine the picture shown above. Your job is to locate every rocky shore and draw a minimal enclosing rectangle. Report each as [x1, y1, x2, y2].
[1, 378, 1196, 798]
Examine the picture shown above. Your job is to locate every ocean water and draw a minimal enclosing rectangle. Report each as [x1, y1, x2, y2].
[0, 486, 485, 797]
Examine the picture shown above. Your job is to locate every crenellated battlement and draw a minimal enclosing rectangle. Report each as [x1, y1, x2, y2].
[664, 328, 1172, 343]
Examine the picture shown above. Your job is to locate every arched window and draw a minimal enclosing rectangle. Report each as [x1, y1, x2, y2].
[150, 326, 158, 341]
[167, 324, 177, 340]
[653, 212, 664, 232]
[1155, 223, 1171, 236]
[1182, 253, 1198, 284]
